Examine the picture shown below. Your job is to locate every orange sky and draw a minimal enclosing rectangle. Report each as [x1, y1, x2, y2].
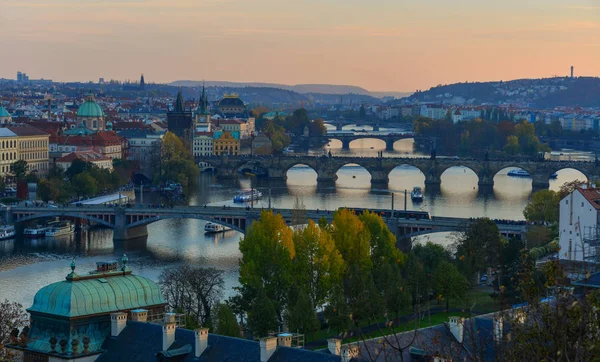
[1, 0, 599, 92]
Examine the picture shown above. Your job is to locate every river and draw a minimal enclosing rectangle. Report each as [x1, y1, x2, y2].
[0, 124, 592, 307]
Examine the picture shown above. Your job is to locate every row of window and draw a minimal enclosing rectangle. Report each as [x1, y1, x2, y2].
[1, 140, 16, 148]
[1, 152, 17, 161]
[20, 140, 48, 149]
[22, 152, 48, 161]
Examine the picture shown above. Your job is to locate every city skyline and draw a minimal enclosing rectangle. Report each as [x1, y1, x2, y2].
[1, 0, 599, 91]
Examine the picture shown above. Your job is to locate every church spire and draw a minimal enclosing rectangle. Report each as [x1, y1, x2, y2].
[174, 89, 185, 112]
[140, 74, 145, 90]
[199, 81, 209, 115]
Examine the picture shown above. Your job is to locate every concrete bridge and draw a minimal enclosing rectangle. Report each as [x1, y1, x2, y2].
[321, 133, 417, 150]
[198, 155, 600, 189]
[5, 205, 525, 248]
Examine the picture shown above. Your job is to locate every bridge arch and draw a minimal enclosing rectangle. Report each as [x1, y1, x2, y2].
[14, 212, 115, 228]
[439, 165, 480, 188]
[127, 214, 245, 233]
[335, 161, 373, 185]
[388, 164, 426, 189]
[549, 167, 589, 189]
[284, 163, 318, 185]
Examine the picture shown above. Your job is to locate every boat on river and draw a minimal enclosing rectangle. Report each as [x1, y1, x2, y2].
[233, 190, 262, 203]
[23, 225, 49, 238]
[507, 169, 530, 177]
[45, 221, 74, 237]
[411, 187, 424, 202]
[204, 222, 228, 233]
[0, 225, 15, 240]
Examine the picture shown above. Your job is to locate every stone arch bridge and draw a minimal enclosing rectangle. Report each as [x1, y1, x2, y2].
[198, 155, 600, 189]
[320, 133, 418, 150]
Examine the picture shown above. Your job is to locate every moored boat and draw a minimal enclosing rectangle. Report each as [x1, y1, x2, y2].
[204, 222, 227, 233]
[233, 190, 262, 203]
[0, 225, 15, 240]
[45, 221, 74, 237]
[23, 225, 49, 238]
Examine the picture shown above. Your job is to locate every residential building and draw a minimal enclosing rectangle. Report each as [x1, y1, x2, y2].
[0, 128, 18, 176]
[420, 105, 447, 120]
[50, 131, 123, 160]
[56, 150, 113, 171]
[9, 125, 50, 175]
[214, 118, 255, 139]
[252, 132, 272, 155]
[452, 109, 463, 123]
[213, 131, 240, 156]
[117, 129, 163, 164]
[559, 185, 600, 263]
[0, 105, 12, 125]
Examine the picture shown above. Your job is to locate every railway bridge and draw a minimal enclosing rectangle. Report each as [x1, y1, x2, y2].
[6, 205, 526, 249]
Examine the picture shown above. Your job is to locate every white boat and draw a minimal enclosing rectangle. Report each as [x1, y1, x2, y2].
[45, 221, 74, 237]
[233, 190, 262, 203]
[507, 169, 530, 177]
[23, 225, 49, 238]
[411, 187, 424, 202]
[0, 225, 15, 240]
[204, 222, 227, 233]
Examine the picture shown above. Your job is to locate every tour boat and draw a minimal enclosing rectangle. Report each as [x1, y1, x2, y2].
[45, 221, 74, 237]
[411, 187, 424, 202]
[233, 190, 263, 203]
[23, 225, 49, 238]
[204, 222, 227, 233]
[507, 169, 530, 177]
[0, 225, 15, 240]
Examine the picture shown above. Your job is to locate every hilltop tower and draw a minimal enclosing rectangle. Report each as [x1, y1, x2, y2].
[570, 66, 574, 79]
[140, 74, 145, 90]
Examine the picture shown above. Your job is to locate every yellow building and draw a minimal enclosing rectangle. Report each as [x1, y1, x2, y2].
[0, 128, 18, 176]
[10, 125, 50, 175]
[213, 131, 239, 156]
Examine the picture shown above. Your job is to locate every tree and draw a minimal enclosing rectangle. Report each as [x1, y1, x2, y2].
[359, 105, 366, 119]
[292, 220, 343, 309]
[213, 303, 240, 337]
[10, 160, 27, 181]
[37, 179, 61, 202]
[331, 209, 372, 271]
[238, 211, 295, 324]
[432, 261, 468, 312]
[0, 299, 28, 361]
[523, 189, 560, 223]
[455, 218, 502, 282]
[286, 291, 320, 336]
[154, 132, 199, 188]
[247, 288, 278, 337]
[503, 135, 520, 155]
[65, 159, 92, 180]
[158, 266, 224, 327]
[71, 172, 98, 197]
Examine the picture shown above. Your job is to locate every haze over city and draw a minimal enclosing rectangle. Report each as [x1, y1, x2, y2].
[2, 0, 599, 91]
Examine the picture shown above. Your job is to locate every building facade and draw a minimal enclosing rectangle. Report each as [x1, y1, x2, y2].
[251, 133, 272, 155]
[0, 105, 12, 125]
[559, 186, 600, 263]
[213, 131, 239, 156]
[9, 125, 50, 175]
[0, 128, 18, 176]
[56, 150, 113, 171]
[193, 132, 214, 158]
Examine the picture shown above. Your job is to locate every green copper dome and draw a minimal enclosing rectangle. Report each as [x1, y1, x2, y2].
[77, 93, 104, 118]
[29, 272, 165, 318]
[0, 105, 11, 118]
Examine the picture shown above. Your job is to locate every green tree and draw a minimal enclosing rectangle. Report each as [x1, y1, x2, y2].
[432, 261, 468, 312]
[455, 218, 502, 282]
[154, 132, 199, 188]
[292, 220, 343, 309]
[37, 179, 61, 202]
[238, 211, 295, 324]
[286, 291, 320, 336]
[503, 135, 521, 155]
[10, 160, 27, 181]
[71, 172, 98, 197]
[247, 288, 278, 337]
[523, 190, 560, 223]
[65, 159, 92, 180]
[213, 303, 240, 337]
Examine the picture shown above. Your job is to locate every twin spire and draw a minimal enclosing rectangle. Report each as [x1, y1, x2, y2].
[173, 82, 208, 114]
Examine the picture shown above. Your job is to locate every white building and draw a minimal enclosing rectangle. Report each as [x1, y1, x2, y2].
[559, 186, 600, 263]
[193, 132, 214, 157]
[420, 105, 447, 120]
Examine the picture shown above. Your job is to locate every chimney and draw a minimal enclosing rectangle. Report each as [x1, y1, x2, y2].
[341, 345, 359, 362]
[277, 333, 292, 348]
[327, 338, 341, 356]
[162, 313, 176, 351]
[493, 315, 503, 343]
[448, 316, 464, 343]
[195, 328, 209, 357]
[110, 312, 127, 337]
[259, 337, 277, 362]
[131, 309, 148, 322]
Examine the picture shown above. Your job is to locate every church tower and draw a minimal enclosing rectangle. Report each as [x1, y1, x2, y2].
[167, 89, 193, 147]
[195, 82, 211, 126]
[140, 74, 145, 90]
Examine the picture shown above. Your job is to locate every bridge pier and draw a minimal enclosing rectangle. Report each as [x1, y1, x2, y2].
[373, 124, 380, 131]
[341, 139, 351, 150]
[336, 123, 344, 131]
[267, 168, 287, 181]
[532, 173, 550, 190]
[113, 208, 148, 241]
[385, 140, 395, 151]
[370, 170, 389, 185]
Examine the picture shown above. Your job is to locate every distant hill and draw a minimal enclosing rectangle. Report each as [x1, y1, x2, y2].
[408, 77, 600, 108]
[170, 80, 404, 99]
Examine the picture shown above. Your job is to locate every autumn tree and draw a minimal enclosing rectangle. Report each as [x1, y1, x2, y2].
[153, 132, 199, 188]
[523, 189, 560, 223]
[0, 299, 28, 361]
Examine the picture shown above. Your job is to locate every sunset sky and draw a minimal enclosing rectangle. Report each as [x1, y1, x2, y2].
[1, 0, 599, 92]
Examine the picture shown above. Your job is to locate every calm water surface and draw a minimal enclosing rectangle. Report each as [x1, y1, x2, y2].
[0, 125, 592, 306]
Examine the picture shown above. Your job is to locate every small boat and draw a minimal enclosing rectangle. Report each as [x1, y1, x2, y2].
[0, 225, 15, 240]
[23, 225, 49, 238]
[204, 222, 227, 233]
[233, 190, 262, 203]
[45, 221, 74, 237]
[550, 172, 558, 179]
[411, 187, 424, 202]
[507, 169, 530, 177]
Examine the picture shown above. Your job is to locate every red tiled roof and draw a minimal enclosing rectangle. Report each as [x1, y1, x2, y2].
[577, 187, 600, 210]
[8, 125, 49, 137]
[57, 150, 111, 163]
